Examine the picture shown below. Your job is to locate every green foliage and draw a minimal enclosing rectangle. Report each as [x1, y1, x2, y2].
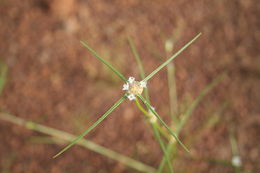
[80, 41, 127, 82]
[54, 34, 201, 173]
[143, 33, 201, 82]
[0, 113, 155, 173]
[0, 31, 238, 172]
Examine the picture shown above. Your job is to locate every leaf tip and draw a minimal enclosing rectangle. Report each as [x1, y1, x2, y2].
[80, 40, 85, 45]
[52, 154, 59, 159]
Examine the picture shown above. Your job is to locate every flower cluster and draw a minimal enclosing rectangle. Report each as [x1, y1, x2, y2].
[122, 77, 147, 100]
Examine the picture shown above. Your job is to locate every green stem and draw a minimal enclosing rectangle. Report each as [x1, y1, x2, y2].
[138, 95, 189, 153]
[135, 98, 169, 140]
[128, 37, 150, 103]
[158, 73, 226, 171]
[135, 98, 173, 172]
[0, 112, 156, 173]
[167, 63, 178, 123]
[152, 125, 174, 173]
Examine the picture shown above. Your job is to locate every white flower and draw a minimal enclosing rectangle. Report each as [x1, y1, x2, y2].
[127, 94, 136, 101]
[128, 77, 135, 84]
[123, 76, 147, 101]
[232, 155, 242, 167]
[140, 81, 147, 88]
[122, 83, 129, 90]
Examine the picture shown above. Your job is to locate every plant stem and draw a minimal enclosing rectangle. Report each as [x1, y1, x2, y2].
[167, 63, 178, 123]
[158, 73, 226, 172]
[138, 95, 190, 153]
[135, 98, 170, 141]
[0, 112, 156, 173]
[135, 98, 173, 172]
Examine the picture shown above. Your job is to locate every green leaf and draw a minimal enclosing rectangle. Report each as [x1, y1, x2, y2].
[80, 41, 127, 82]
[143, 33, 202, 82]
[0, 112, 156, 173]
[137, 95, 190, 153]
[158, 72, 226, 172]
[135, 98, 173, 172]
[167, 63, 178, 121]
[176, 72, 225, 134]
[128, 40, 173, 171]
[152, 125, 174, 173]
[53, 94, 127, 158]
[127, 37, 146, 79]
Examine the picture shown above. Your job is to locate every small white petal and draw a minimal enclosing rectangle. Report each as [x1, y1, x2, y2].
[122, 83, 129, 90]
[127, 94, 136, 101]
[140, 81, 147, 88]
[232, 156, 242, 167]
[128, 77, 135, 84]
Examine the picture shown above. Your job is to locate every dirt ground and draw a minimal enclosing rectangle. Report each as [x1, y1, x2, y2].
[0, 0, 259, 172]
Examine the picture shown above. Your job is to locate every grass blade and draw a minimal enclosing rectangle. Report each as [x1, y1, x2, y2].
[128, 37, 150, 103]
[137, 95, 190, 153]
[158, 72, 226, 171]
[0, 113, 156, 173]
[80, 41, 127, 82]
[127, 37, 146, 79]
[128, 39, 173, 171]
[143, 33, 202, 82]
[167, 63, 178, 121]
[135, 98, 173, 172]
[176, 72, 226, 134]
[152, 124, 174, 173]
[53, 94, 127, 158]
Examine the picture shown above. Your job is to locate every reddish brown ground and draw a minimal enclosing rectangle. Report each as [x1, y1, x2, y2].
[0, 0, 259, 172]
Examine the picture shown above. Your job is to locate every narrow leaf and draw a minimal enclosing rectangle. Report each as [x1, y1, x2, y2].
[128, 37, 146, 79]
[167, 63, 178, 121]
[143, 33, 202, 82]
[128, 39, 173, 170]
[135, 98, 173, 172]
[80, 41, 127, 82]
[176, 72, 225, 134]
[152, 125, 174, 173]
[53, 94, 127, 158]
[128, 37, 150, 103]
[158, 72, 226, 171]
[0, 112, 156, 173]
[137, 95, 190, 153]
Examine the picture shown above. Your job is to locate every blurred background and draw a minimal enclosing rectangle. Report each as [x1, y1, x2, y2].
[0, 0, 259, 172]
